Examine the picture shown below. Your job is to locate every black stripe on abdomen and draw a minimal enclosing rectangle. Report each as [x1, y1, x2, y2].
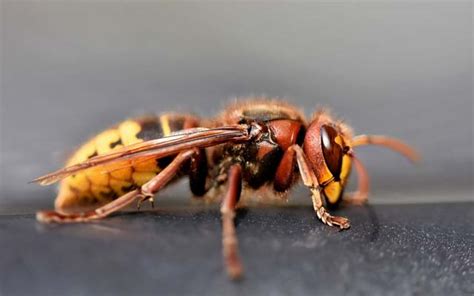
[136, 117, 164, 141]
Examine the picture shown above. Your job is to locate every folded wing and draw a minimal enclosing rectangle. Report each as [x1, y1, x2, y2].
[33, 125, 250, 186]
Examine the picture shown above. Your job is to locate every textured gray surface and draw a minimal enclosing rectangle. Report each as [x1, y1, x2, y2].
[0, 202, 473, 296]
[0, 2, 473, 296]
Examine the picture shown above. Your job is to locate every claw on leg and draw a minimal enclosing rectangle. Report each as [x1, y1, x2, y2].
[316, 207, 350, 229]
[136, 194, 153, 210]
[292, 144, 351, 230]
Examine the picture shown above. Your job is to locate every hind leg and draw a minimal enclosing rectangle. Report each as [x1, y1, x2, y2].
[37, 149, 196, 223]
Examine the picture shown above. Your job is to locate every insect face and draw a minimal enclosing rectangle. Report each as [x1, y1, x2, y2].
[303, 113, 353, 207]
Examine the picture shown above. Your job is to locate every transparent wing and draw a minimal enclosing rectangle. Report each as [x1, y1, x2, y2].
[32, 125, 250, 186]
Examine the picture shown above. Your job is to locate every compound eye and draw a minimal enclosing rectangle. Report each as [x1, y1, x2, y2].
[321, 125, 343, 180]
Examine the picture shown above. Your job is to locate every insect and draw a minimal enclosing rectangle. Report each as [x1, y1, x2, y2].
[33, 98, 419, 279]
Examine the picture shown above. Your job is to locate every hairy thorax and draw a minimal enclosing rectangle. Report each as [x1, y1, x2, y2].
[205, 99, 307, 195]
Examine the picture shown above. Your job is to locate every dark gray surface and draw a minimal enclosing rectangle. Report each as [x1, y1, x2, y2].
[1, 202, 473, 296]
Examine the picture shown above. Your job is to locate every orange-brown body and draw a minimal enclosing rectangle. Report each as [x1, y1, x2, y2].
[56, 114, 199, 212]
[35, 98, 419, 280]
[55, 100, 356, 213]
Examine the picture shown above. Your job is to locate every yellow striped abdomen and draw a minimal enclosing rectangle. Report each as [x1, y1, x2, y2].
[55, 114, 199, 213]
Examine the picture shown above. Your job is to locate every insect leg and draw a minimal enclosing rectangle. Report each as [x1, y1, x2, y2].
[36, 149, 196, 223]
[343, 154, 370, 205]
[293, 145, 350, 229]
[220, 164, 244, 280]
[136, 149, 196, 208]
[274, 146, 297, 192]
[37, 189, 141, 223]
[188, 148, 208, 197]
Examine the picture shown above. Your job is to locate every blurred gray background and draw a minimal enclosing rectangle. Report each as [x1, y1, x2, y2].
[1, 1, 472, 213]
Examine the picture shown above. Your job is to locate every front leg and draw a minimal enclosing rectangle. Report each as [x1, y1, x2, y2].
[342, 153, 369, 206]
[292, 145, 350, 230]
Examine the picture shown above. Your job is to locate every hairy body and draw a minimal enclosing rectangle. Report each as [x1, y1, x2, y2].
[34, 98, 418, 279]
[56, 100, 308, 213]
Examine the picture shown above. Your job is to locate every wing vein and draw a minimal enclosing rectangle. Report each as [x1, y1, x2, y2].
[32, 125, 250, 185]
